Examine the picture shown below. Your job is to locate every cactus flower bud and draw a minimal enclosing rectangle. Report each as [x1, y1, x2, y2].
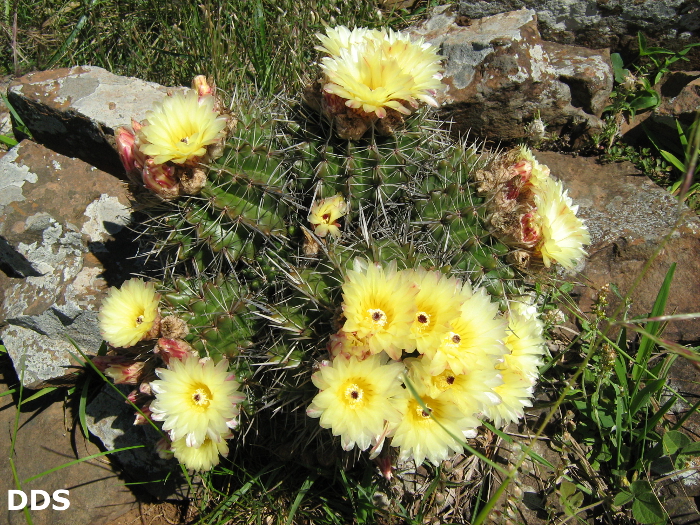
[142, 159, 180, 200]
[104, 360, 146, 384]
[192, 75, 213, 98]
[155, 338, 198, 365]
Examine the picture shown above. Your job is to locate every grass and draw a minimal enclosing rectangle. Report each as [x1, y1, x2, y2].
[3, 1, 700, 524]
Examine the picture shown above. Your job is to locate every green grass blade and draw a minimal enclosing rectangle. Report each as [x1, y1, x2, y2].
[19, 387, 58, 406]
[632, 263, 675, 382]
[78, 374, 91, 439]
[285, 474, 316, 525]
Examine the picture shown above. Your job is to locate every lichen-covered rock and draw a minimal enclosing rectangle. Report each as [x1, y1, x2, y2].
[457, 1, 700, 51]
[410, 7, 613, 142]
[0, 140, 138, 388]
[7, 66, 184, 176]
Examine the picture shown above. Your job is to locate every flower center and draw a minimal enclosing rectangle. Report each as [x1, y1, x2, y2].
[343, 382, 366, 408]
[415, 403, 432, 419]
[190, 385, 213, 408]
[434, 370, 457, 391]
[368, 308, 388, 327]
[136, 315, 144, 326]
[322, 213, 331, 222]
[180, 137, 190, 144]
[415, 311, 431, 332]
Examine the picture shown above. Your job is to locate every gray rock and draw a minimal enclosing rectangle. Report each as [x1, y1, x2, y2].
[410, 7, 613, 142]
[6, 66, 185, 176]
[0, 140, 138, 388]
[457, 1, 700, 46]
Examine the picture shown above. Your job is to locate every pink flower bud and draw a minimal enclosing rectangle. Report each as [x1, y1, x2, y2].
[520, 211, 541, 245]
[104, 360, 146, 384]
[142, 159, 180, 199]
[115, 127, 146, 176]
[139, 382, 152, 396]
[192, 75, 213, 98]
[134, 403, 152, 425]
[154, 338, 197, 365]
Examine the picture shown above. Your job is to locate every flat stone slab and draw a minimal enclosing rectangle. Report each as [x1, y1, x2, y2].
[535, 151, 700, 343]
[7, 66, 184, 176]
[0, 374, 137, 525]
[0, 140, 138, 388]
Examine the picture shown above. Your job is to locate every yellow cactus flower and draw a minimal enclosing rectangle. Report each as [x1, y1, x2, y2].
[424, 287, 508, 376]
[504, 301, 546, 380]
[308, 194, 348, 238]
[402, 269, 463, 355]
[138, 91, 227, 165]
[150, 356, 245, 448]
[341, 260, 418, 360]
[406, 356, 502, 420]
[98, 278, 160, 348]
[317, 26, 443, 118]
[307, 355, 405, 451]
[484, 367, 534, 428]
[170, 435, 229, 471]
[391, 382, 473, 466]
[532, 177, 590, 269]
[517, 145, 551, 187]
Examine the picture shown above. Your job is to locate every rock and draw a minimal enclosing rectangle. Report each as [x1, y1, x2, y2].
[410, 7, 613, 143]
[534, 151, 700, 343]
[6, 66, 184, 177]
[85, 384, 184, 500]
[457, 1, 700, 55]
[0, 363, 138, 525]
[0, 140, 139, 388]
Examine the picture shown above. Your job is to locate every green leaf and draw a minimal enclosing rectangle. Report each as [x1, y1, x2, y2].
[613, 490, 634, 507]
[663, 430, 691, 456]
[0, 134, 18, 147]
[611, 53, 629, 83]
[679, 441, 700, 456]
[632, 489, 666, 524]
[629, 379, 665, 416]
[78, 376, 91, 439]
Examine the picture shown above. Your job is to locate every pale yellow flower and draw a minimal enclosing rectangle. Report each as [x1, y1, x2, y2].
[484, 367, 534, 428]
[170, 435, 229, 471]
[391, 381, 473, 466]
[317, 26, 443, 118]
[150, 356, 245, 447]
[402, 269, 463, 355]
[309, 194, 348, 238]
[138, 91, 227, 165]
[341, 260, 418, 360]
[406, 356, 501, 421]
[307, 355, 405, 451]
[504, 301, 546, 380]
[532, 177, 590, 269]
[424, 286, 508, 376]
[518, 145, 551, 187]
[98, 278, 160, 348]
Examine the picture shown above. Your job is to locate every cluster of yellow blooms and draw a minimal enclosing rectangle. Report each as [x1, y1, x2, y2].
[316, 26, 443, 119]
[97, 279, 246, 471]
[307, 260, 546, 466]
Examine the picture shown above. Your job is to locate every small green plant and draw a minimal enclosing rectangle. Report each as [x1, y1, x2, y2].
[554, 265, 700, 524]
[645, 113, 700, 210]
[606, 34, 700, 119]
